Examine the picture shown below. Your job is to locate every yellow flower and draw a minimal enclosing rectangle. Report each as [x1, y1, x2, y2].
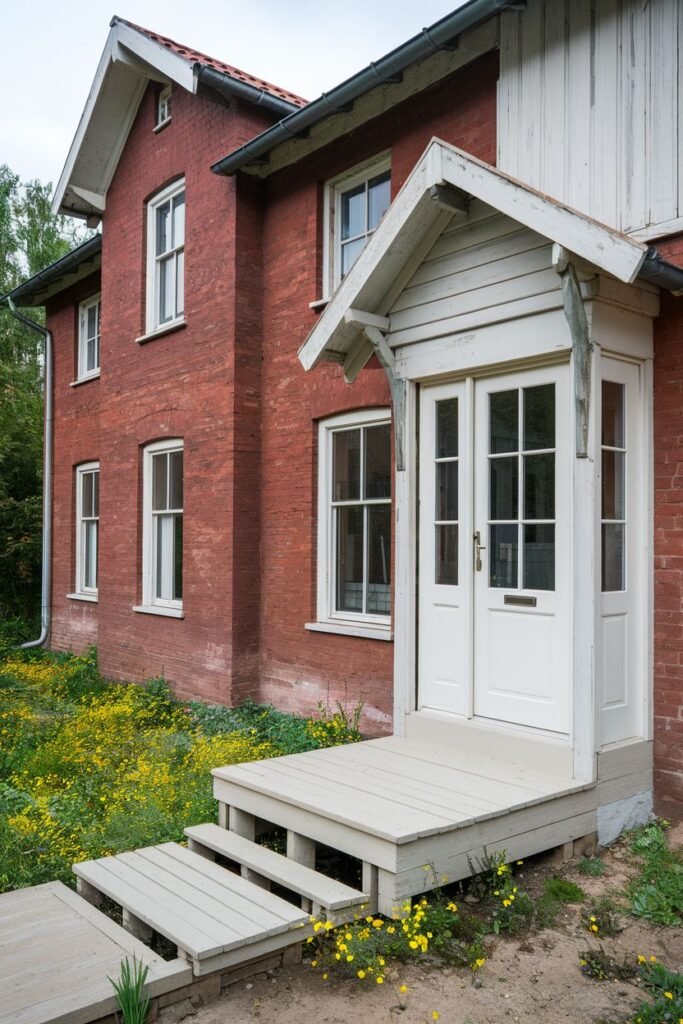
[503, 899, 511, 908]
[357, 970, 366, 979]
[517, 860, 524, 865]
[399, 984, 408, 994]
[637, 955, 646, 963]
[322, 973, 328, 980]
[346, 955, 354, 962]
[590, 925, 599, 933]
[376, 976, 384, 985]
[590, 916, 597, 923]
[372, 919, 383, 929]
[432, 1013, 440, 1021]
[665, 992, 673, 1000]
[409, 940, 418, 950]
[310, 960, 317, 968]
[650, 956, 657, 963]
[447, 902, 458, 912]
[387, 926, 396, 934]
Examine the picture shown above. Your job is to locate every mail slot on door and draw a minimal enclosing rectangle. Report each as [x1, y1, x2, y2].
[504, 595, 537, 607]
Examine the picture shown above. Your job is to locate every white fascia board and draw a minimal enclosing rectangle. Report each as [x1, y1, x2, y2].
[440, 144, 648, 285]
[114, 22, 196, 93]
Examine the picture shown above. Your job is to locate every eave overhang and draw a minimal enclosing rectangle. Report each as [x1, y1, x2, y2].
[2, 235, 102, 307]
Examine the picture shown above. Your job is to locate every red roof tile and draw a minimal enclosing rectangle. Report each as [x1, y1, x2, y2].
[118, 18, 308, 108]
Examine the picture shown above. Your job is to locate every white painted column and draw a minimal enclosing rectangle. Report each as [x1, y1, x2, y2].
[393, 381, 417, 734]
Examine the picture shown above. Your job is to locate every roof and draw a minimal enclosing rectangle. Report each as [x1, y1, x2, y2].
[53, 17, 305, 220]
[298, 140, 666, 373]
[2, 235, 102, 308]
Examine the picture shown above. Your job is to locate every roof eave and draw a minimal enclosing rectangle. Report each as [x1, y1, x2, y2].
[2, 235, 102, 307]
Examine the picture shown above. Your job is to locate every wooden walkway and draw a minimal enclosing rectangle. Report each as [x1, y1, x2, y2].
[0, 881, 189, 1024]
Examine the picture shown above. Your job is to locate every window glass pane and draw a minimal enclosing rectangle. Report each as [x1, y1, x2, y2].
[173, 513, 183, 601]
[367, 172, 390, 230]
[335, 505, 364, 612]
[169, 449, 183, 509]
[490, 390, 519, 453]
[87, 337, 97, 373]
[152, 453, 168, 511]
[367, 504, 390, 615]
[333, 429, 361, 501]
[159, 256, 174, 323]
[602, 381, 624, 448]
[341, 237, 366, 277]
[93, 471, 99, 518]
[490, 456, 518, 520]
[82, 471, 93, 517]
[435, 524, 458, 586]
[156, 516, 170, 600]
[95, 332, 100, 371]
[489, 523, 518, 588]
[437, 462, 458, 521]
[524, 453, 555, 520]
[436, 399, 458, 458]
[87, 304, 97, 340]
[524, 384, 555, 450]
[172, 193, 185, 246]
[341, 183, 365, 240]
[156, 201, 171, 256]
[84, 521, 97, 589]
[364, 424, 391, 499]
[602, 523, 625, 591]
[523, 524, 555, 590]
[176, 251, 184, 317]
[602, 449, 625, 520]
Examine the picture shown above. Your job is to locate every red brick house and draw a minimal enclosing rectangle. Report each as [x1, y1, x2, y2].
[7, 0, 683, 844]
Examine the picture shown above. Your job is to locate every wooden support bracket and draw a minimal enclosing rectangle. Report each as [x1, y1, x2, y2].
[553, 245, 592, 458]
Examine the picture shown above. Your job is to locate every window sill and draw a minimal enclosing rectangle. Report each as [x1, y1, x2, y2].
[133, 604, 184, 619]
[309, 298, 329, 311]
[66, 592, 98, 603]
[70, 372, 100, 387]
[153, 117, 172, 134]
[136, 320, 186, 345]
[305, 621, 393, 641]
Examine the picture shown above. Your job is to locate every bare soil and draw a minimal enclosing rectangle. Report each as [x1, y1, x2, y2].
[189, 825, 683, 1024]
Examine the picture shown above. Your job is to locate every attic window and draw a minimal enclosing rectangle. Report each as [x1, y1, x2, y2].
[156, 86, 172, 129]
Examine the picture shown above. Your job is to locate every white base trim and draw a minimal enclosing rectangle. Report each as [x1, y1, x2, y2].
[132, 604, 184, 619]
[305, 621, 392, 641]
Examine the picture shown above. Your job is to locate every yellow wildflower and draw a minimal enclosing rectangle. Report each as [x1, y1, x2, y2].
[399, 984, 408, 994]
[357, 970, 366, 979]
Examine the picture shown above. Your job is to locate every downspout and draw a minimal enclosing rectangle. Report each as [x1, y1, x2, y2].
[3, 298, 52, 648]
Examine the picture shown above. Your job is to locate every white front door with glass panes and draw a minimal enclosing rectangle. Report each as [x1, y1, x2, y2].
[418, 365, 571, 734]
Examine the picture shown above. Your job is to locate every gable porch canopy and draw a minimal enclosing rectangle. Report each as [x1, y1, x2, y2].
[298, 139, 683, 382]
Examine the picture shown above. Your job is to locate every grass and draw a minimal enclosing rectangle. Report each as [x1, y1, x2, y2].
[627, 821, 683, 927]
[577, 856, 606, 877]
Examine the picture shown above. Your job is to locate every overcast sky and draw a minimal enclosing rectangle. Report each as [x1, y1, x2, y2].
[1, 0, 465, 189]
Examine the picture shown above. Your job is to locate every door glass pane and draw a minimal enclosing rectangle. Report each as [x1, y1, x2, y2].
[602, 450, 625, 520]
[333, 429, 361, 500]
[169, 450, 183, 509]
[173, 513, 183, 601]
[367, 172, 390, 230]
[524, 524, 555, 590]
[602, 381, 624, 448]
[602, 523, 625, 591]
[524, 384, 555, 450]
[341, 237, 366, 276]
[152, 453, 168, 511]
[364, 424, 391, 499]
[437, 462, 458, 521]
[489, 524, 518, 588]
[367, 504, 391, 614]
[490, 390, 518, 453]
[524, 453, 555, 519]
[335, 506, 364, 611]
[156, 201, 170, 256]
[490, 457, 518, 520]
[82, 472, 93, 517]
[341, 184, 365, 240]
[436, 399, 458, 458]
[435, 524, 458, 586]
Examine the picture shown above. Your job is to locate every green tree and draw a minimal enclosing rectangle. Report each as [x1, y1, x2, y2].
[0, 166, 90, 620]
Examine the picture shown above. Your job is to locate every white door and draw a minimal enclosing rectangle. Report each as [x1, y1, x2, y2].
[418, 365, 571, 735]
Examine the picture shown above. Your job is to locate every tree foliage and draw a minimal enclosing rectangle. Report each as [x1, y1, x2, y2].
[0, 166, 90, 620]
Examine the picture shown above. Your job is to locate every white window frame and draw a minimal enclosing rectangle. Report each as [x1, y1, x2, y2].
[310, 408, 392, 638]
[75, 462, 99, 598]
[156, 85, 172, 129]
[146, 179, 185, 335]
[322, 152, 391, 298]
[77, 294, 101, 381]
[139, 438, 184, 615]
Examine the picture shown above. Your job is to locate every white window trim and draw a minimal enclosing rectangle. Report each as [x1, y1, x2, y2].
[146, 179, 185, 335]
[311, 408, 392, 637]
[77, 294, 101, 382]
[141, 438, 184, 612]
[322, 152, 391, 299]
[75, 462, 99, 598]
[156, 85, 171, 130]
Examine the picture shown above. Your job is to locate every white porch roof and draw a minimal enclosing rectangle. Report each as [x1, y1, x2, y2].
[297, 140, 650, 374]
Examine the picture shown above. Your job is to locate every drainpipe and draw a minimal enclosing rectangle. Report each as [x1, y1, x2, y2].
[3, 298, 52, 648]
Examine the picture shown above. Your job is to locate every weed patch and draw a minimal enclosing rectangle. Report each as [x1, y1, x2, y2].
[627, 822, 683, 927]
[578, 856, 606, 877]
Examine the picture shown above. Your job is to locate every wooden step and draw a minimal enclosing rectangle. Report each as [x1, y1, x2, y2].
[184, 823, 369, 912]
[73, 842, 309, 975]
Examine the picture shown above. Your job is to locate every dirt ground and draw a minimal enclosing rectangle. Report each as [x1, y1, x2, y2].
[190, 825, 683, 1024]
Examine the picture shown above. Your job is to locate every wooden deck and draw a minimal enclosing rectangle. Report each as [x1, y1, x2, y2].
[0, 881, 190, 1024]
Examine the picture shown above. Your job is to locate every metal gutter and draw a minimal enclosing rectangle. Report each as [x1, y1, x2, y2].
[637, 247, 683, 295]
[196, 65, 302, 120]
[211, 0, 520, 177]
[6, 234, 102, 307]
[1, 300, 53, 649]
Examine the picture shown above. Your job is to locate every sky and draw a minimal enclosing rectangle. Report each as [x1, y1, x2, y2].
[1, 0, 465, 190]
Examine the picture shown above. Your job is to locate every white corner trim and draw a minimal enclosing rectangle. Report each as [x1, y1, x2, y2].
[305, 621, 393, 641]
[135, 319, 186, 345]
[66, 592, 98, 603]
[132, 604, 185, 619]
[70, 372, 101, 387]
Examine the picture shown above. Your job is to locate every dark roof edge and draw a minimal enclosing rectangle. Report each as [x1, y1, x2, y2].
[2, 234, 102, 307]
[211, 0, 516, 177]
[195, 66, 300, 120]
[637, 247, 683, 295]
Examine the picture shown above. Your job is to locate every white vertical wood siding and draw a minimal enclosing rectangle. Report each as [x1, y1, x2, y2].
[498, 0, 683, 237]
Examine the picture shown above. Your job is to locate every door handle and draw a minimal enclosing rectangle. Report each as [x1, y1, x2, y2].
[474, 530, 486, 572]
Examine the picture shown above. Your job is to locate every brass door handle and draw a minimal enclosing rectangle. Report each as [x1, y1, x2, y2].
[474, 530, 486, 572]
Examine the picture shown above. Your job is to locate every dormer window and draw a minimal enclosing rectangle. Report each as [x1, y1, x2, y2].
[156, 86, 172, 129]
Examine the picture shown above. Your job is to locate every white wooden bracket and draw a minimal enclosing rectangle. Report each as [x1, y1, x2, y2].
[343, 309, 406, 471]
[429, 183, 469, 216]
[553, 244, 592, 458]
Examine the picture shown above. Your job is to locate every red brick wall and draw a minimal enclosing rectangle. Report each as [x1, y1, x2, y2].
[652, 235, 683, 818]
[257, 53, 498, 729]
